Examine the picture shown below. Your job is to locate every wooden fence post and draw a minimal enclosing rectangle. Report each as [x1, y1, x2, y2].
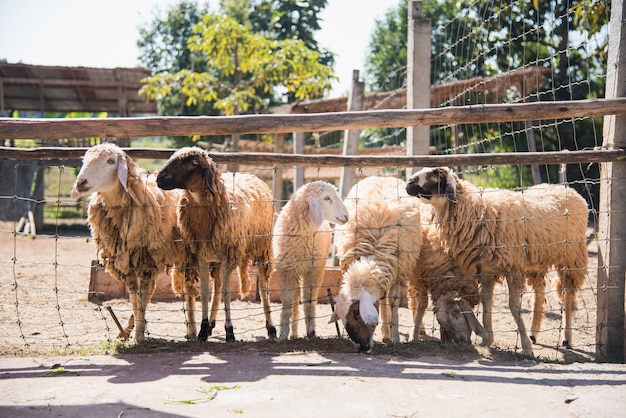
[406, 0, 431, 178]
[339, 70, 364, 198]
[293, 131, 305, 190]
[597, 0, 626, 363]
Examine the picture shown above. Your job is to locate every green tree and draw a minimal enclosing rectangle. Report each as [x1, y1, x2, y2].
[140, 13, 336, 117]
[364, 0, 609, 192]
[250, 0, 333, 68]
[137, 1, 211, 117]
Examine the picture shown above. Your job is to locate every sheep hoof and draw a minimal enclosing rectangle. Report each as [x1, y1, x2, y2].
[225, 326, 235, 342]
[306, 330, 316, 339]
[198, 319, 215, 342]
[562, 339, 571, 349]
[529, 335, 537, 344]
[267, 324, 277, 339]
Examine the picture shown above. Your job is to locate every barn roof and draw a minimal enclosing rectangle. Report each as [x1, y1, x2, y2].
[0, 63, 157, 115]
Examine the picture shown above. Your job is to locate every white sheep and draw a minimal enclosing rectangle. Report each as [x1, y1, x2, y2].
[156, 146, 276, 342]
[272, 180, 349, 340]
[406, 167, 589, 356]
[331, 176, 423, 351]
[70, 143, 198, 343]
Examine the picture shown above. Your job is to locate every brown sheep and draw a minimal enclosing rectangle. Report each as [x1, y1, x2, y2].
[157, 147, 276, 342]
[407, 167, 589, 356]
[71, 143, 198, 342]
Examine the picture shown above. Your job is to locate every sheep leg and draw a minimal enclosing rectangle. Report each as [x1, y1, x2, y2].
[388, 283, 401, 344]
[120, 313, 134, 340]
[560, 270, 581, 349]
[198, 262, 215, 342]
[379, 296, 392, 343]
[506, 275, 534, 357]
[127, 275, 156, 343]
[183, 267, 199, 340]
[278, 274, 296, 340]
[257, 261, 277, 339]
[303, 264, 326, 338]
[221, 264, 236, 342]
[527, 272, 546, 344]
[479, 275, 496, 346]
[411, 290, 429, 342]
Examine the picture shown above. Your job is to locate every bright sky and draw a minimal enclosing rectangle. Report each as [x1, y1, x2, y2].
[0, 0, 398, 97]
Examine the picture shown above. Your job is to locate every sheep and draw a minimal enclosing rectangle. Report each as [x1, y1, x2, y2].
[406, 167, 589, 356]
[156, 146, 276, 342]
[70, 143, 198, 343]
[410, 215, 487, 345]
[272, 180, 349, 341]
[330, 176, 423, 352]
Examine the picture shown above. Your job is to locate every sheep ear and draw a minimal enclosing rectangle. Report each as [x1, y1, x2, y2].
[329, 311, 340, 323]
[359, 290, 379, 327]
[202, 167, 217, 195]
[117, 159, 128, 192]
[307, 195, 324, 227]
[445, 177, 457, 203]
[460, 300, 488, 338]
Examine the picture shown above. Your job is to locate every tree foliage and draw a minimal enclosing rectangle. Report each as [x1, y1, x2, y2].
[140, 13, 335, 117]
[364, 0, 610, 191]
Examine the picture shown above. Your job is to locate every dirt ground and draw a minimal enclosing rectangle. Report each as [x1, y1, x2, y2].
[0, 220, 600, 363]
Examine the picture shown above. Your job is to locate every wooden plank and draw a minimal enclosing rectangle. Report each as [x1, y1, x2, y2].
[1, 98, 625, 140]
[1, 147, 624, 167]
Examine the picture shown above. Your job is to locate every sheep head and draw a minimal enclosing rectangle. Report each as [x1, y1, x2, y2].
[303, 181, 349, 227]
[435, 296, 486, 344]
[406, 167, 457, 204]
[157, 147, 217, 194]
[329, 257, 384, 352]
[71, 143, 132, 198]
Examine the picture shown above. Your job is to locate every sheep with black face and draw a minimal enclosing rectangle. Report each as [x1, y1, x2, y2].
[407, 167, 589, 356]
[157, 147, 276, 342]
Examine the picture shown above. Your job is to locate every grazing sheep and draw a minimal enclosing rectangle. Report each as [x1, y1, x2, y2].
[410, 216, 487, 345]
[331, 176, 423, 352]
[272, 181, 349, 340]
[406, 167, 589, 356]
[156, 147, 276, 342]
[70, 143, 198, 343]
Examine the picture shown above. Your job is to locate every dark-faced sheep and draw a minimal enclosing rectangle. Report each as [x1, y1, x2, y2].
[272, 180, 349, 340]
[406, 167, 589, 356]
[411, 214, 487, 345]
[156, 147, 276, 342]
[331, 176, 423, 352]
[70, 143, 198, 342]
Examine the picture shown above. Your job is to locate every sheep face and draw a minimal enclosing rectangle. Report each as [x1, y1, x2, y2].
[306, 182, 349, 227]
[330, 259, 383, 352]
[406, 167, 457, 204]
[71, 143, 129, 198]
[435, 296, 486, 344]
[157, 147, 216, 193]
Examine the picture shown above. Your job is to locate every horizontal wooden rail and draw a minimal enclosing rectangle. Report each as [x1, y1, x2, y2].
[1, 146, 624, 167]
[1, 98, 625, 140]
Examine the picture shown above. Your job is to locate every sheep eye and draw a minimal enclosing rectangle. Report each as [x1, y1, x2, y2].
[192, 159, 199, 165]
[324, 196, 331, 201]
[352, 309, 360, 320]
[107, 158, 116, 164]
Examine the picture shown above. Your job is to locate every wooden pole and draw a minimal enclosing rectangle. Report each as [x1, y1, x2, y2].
[406, 1, 431, 178]
[293, 131, 305, 190]
[597, 0, 626, 363]
[2, 98, 622, 140]
[339, 70, 364, 198]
